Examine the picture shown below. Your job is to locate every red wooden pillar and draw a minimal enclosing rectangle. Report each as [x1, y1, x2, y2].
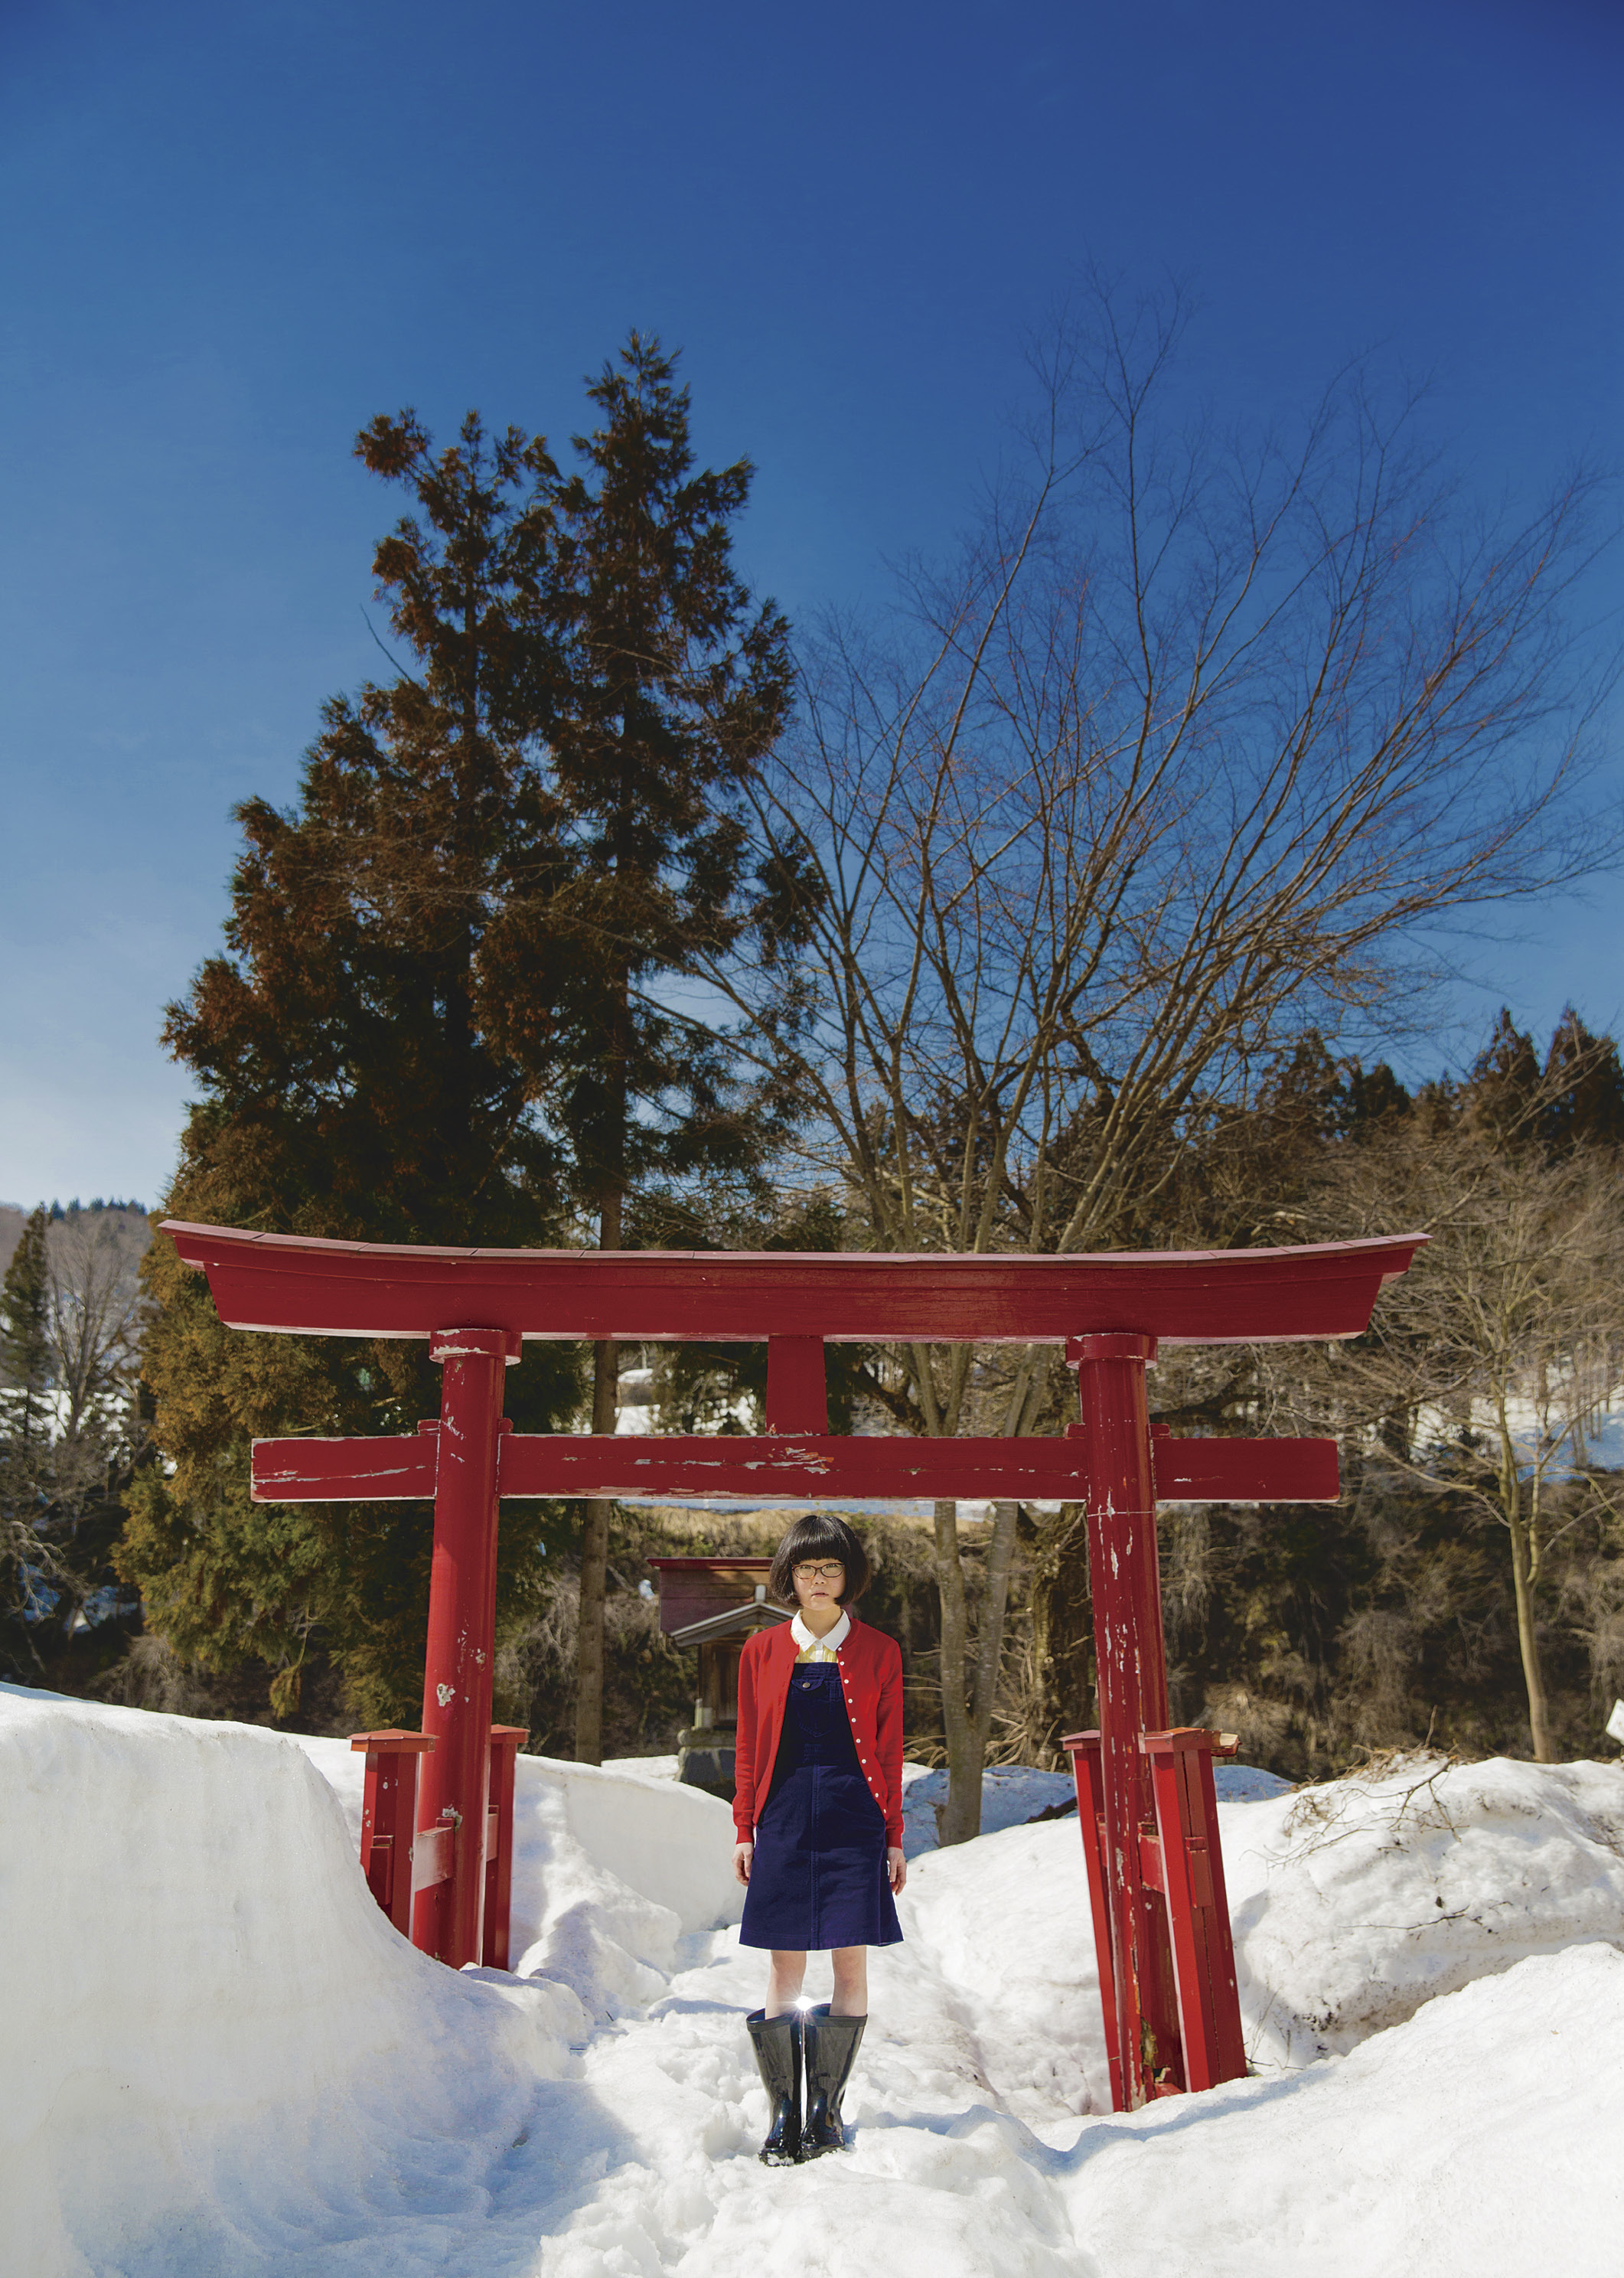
[765, 1336, 828, 1434]
[1060, 1732, 1126, 2111]
[413, 1326, 520, 1968]
[352, 1729, 435, 1936]
[1066, 1330, 1182, 2107]
[1140, 1728, 1247, 2091]
[482, 1724, 528, 1970]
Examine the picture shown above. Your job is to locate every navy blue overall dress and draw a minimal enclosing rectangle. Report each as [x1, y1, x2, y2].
[739, 1660, 903, 1951]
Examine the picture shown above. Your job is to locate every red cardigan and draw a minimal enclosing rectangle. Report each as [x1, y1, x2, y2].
[732, 1612, 905, 1848]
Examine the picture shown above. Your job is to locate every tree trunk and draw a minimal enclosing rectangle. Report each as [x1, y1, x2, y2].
[1507, 1505, 1555, 1763]
[934, 1496, 1022, 1844]
[573, 1192, 623, 1765]
[1030, 1503, 1093, 1765]
[970, 1496, 1019, 1729]
[933, 1499, 983, 1844]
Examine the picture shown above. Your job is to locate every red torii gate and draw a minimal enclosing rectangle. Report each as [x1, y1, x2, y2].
[164, 1219, 1420, 2107]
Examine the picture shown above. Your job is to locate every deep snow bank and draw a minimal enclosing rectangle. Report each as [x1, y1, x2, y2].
[296, 1736, 742, 2019]
[0, 1686, 589, 2277]
[1058, 1943, 1624, 2278]
[896, 1748, 1624, 2113]
[8, 1685, 1623, 2278]
[529, 1893, 1624, 2277]
[1221, 1750, 1624, 2067]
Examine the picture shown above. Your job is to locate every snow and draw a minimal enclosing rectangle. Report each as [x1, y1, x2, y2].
[1055, 1946, 1624, 2277]
[1412, 1387, 1624, 1478]
[0, 1684, 583, 2278]
[5, 1682, 1623, 2276]
[898, 1760, 1294, 1858]
[293, 1735, 742, 2019]
[1222, 1748, 1624, 2067]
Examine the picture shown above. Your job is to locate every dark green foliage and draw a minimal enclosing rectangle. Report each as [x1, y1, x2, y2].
[1, 1208, 54, 1673]
[484, 333, 802, 1237]
[122, 411, 584, 1727]
[160, 411, 572, 1248]
[471, 334, 804, 1759]
[122, 344, 804, 1736]
[0, 1206, 51, 1454]
[1538, 1007, 1624, 1155]
[1124, 1010, 1624, 1774]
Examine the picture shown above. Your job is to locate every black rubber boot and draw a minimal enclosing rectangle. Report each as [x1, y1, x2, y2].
[745, 2008, 802, 2166]
[801, 2004, 866, 2156]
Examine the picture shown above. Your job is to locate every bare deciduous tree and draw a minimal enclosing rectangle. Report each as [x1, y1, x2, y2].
[1297, 1124, 1624, 1762]
[44, 1209, 149, 1637]
[2, 1205, 148, 1666]
[691, 285, 1616, 1834]
[47, 1210, 148, 1445]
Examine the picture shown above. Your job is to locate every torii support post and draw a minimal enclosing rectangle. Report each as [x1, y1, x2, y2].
[1060, 1731, 1126, 2110]
[352, 1725, 523, 1960]
[411, 1327, 521, 1970]
[482, 1724, 528, 1971]
[352, 1729, 435, 1937]
[1063, 1725, 1249, 2103]
[1140, 1727, 1246, 2092]
[1067, 1333, 1184, 2102]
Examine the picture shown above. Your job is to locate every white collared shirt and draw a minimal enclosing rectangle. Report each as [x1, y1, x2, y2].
[791, 1607, 850, 1663]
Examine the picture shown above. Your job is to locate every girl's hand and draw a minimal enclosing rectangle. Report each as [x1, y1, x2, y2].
[733, 1842, 753, 1886]
[887, 1846, 907, 1894]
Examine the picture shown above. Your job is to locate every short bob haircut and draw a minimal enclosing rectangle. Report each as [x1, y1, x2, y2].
[767, 1513, 872, 1608]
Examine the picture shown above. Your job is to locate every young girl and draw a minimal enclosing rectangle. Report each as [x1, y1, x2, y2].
[733, 1513, 905, 2165]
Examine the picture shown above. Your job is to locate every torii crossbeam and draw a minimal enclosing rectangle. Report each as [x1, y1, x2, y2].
[165, 1219, 1421, 2101]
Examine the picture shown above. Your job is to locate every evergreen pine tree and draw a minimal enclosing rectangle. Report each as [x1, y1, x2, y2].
[1541, 1007, 1624, 1155]
[0, 1206, 51, 1453]
[1466, 1010, 1543, 1147]
[1341, 1061, 1413, 1142]
[0, 1207, 54, 1676]
[122, 413, 582, 1725]
[486, 334, 797, 1760]
[124, 353, 807, 1739]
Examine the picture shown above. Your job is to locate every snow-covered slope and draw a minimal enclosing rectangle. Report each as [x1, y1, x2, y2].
[0, 1687, 722, 2276]
[1224, 1748, 1624, 2067]
[294, 1735, 742, 2020]
[1058, 1946, 1624, 2278]
[5, 1684, 1622, 2276]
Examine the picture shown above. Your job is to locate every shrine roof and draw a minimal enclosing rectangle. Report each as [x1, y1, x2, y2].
[162, 1221, 1424, 1347]
[645, 1557, 774, 1574]
[670, 1601, 791, 1648]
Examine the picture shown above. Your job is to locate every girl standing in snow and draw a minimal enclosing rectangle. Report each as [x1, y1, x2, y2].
[732, 1512, 905, 2165]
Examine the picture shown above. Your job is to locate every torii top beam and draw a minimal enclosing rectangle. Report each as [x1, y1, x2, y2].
[161, 1222, 1422, 1347]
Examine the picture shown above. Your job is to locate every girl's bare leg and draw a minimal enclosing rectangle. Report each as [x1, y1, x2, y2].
[830, 1946, 868, 2017]
[767, 1950, 807, 2016]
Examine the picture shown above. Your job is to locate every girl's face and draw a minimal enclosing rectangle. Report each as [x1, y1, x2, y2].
[791, 1555, 846, 1616]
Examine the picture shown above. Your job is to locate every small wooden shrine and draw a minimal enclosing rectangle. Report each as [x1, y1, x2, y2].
[647, 1556, 790, 1795]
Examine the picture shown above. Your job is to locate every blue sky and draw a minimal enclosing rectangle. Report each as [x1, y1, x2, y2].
[2, 0, 1620, 1209]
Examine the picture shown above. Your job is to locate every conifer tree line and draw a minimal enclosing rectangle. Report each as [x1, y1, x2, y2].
[6, 295, 1620, 1816]
[1, 1203, 149, 1680]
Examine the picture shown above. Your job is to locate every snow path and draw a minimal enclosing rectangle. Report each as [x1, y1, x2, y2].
[8, 1687, 1624, 2276]
[529, 1937, 1624, 2278]
[532, 1927, 1085, 2277]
